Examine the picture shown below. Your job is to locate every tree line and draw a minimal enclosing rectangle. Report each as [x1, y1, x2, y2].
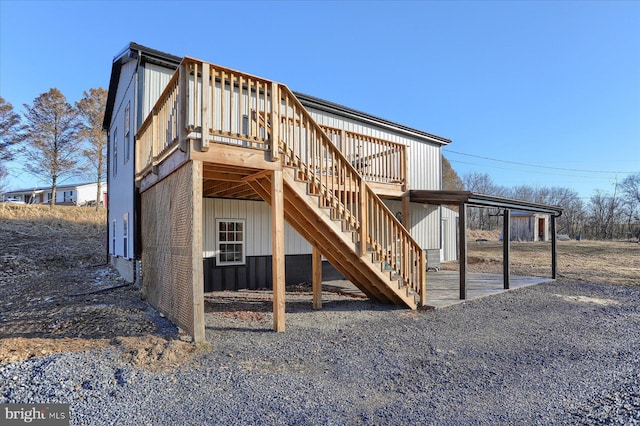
[444, 160, 640, 241]
[0, 88, 107, 208]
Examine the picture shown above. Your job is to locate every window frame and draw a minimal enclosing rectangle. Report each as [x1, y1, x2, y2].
[112, 219, 117, 255]
[123, 213, 128, 258]
[112, 128, 118, 177]
[215, 219, 246, 266]
[124, 102, 130, 164]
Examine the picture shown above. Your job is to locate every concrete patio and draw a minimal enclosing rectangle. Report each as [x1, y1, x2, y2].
[324, 271, 553, 309]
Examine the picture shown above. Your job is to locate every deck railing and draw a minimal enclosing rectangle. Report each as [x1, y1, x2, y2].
[319, 125, 407, 187]
[277, 84, 425, 300]
[135, 57, 425, 303]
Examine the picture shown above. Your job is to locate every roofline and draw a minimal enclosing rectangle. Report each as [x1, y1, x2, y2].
[294, 92, 452, 146]
[103, 43, 450, 145]
[410, 190, 563, 216]
[5, 182, 106, 194]
[103, 42, 181, 130]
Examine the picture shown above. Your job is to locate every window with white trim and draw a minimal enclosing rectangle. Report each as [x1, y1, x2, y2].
[63, 191, 73, 202]
[112, 219, 116, 255]
[123, 213, 128, 258]
[216, 219, 245, 265]
[113, 128, 118, 177]
[124, 103, 130, 164]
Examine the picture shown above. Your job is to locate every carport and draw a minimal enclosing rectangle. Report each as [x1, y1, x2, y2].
[410, 191, 564, 300]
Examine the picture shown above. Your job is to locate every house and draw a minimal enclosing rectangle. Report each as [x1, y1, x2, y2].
[2, 182, 107, 206]
[103, 43, 561, 342]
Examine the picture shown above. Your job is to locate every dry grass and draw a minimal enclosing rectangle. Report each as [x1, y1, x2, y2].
[0, 203, 106, 267]
[443, 238, 640, 286]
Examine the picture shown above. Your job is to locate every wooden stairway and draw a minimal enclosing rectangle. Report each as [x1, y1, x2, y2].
[247, 168, 419, 307]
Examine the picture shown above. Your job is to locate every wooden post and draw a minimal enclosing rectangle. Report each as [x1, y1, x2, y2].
[312, 246, 322, 310]
[200, 63, 210, 152]
[271, 169, 286, 331]
[191, 160, 205, 343]
[270, 82, 280, 162]
[178, 62, 189, 152]
[551, 214, 557, 279]
[402, 145, 409, 191]
[459, 202, 467, 300]
[503, 208, 510, 290]
[420, 249, 427, 306]
[359, 179, 368, 256]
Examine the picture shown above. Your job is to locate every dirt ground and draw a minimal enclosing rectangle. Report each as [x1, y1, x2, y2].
[1, 204, 638, 366]
[0, 204, 197, 369]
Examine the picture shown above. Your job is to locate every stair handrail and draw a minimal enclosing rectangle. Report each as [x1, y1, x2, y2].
[135, 57, 426, 303]
[277, 85, 425, 301]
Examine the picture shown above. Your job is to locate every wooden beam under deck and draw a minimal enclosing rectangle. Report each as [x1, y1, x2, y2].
[191, 143, 280, 171]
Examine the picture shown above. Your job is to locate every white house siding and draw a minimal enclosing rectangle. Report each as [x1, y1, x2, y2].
[304, 108, 442, 190]
[109, 58, 179, 266]
[141, 62, 177, 124]
[202, 198, 311, 258]
[108, 59, 137, 261]
[75, 183, 106, 205]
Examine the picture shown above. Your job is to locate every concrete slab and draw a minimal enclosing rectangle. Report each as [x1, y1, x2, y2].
[323, 272, 553, 309]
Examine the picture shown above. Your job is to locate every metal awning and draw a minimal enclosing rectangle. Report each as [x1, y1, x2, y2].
[408, 190, 564, 302]
[410, 190, 563, 216]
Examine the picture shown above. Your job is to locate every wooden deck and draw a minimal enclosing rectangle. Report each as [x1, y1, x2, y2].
[325, 271, 553, 309]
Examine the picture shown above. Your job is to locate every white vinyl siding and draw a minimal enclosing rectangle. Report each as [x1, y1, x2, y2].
[203, 198, 311, 258]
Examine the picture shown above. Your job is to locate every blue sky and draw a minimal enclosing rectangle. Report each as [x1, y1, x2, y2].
[1, 0, 638, 199]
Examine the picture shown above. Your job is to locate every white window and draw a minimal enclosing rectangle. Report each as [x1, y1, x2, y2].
[123, 214, 128, 258]
[46, 193, 52, 203]
[113, 129, 118, 177]
[124, 103, 130, 164]
[63, 191, 73, 202]
[216, 219, 245, 266]
[112, 219, 117, 255]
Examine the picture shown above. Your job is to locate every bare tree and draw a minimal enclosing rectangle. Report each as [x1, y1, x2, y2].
[0, 96, 26, 162]
[22, 89, 82, 207]
[620, 173, 640, 240]
[442, 156, 464, 191]
[588, 189, 623, 240]
[76, 88, 107, 209]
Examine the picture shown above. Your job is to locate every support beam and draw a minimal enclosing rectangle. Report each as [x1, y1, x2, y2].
[312, 246, 322, 310]
[191, 160, 205, 343]
[551, 214, 557, 279]
[459, 202, 467, 300]
[271, 169, 286, 332]
[420, 250, 427, 307]
[503, 208, 510, 290]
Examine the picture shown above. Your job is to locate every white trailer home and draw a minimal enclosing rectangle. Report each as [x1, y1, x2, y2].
[104, 43, 507, 341]
[2, 182, 107, 206]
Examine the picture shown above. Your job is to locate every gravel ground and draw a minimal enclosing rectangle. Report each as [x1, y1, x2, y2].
[2, 279, 639, 425]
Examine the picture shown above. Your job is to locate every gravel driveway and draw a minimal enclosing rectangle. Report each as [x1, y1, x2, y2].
[2, 279, 639, 425]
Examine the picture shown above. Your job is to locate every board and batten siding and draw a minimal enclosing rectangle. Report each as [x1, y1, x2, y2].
[203, 198, 311, 258]
[304, 108, 442, 191]
[381, 200, 440, 250]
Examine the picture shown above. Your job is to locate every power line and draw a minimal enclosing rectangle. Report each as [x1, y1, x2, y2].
[444, 149, 638, 174]
[448, 159, 621, 180]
